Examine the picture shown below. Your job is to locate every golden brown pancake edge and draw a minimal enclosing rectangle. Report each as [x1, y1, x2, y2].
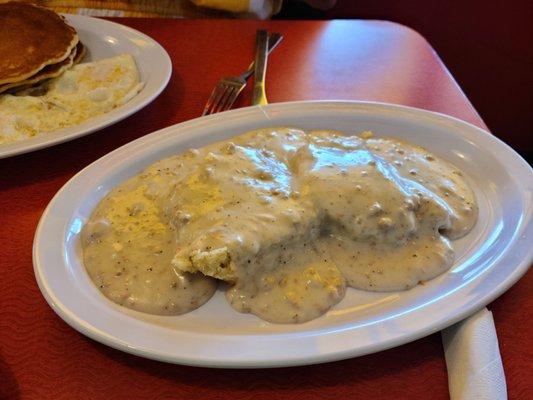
[0, 43, 78, 94]
[0, 2, 78, 85]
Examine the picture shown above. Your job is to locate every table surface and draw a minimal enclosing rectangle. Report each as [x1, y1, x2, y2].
[0, 18, 531, 400]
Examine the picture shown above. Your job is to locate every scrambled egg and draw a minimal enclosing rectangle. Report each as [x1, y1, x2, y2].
[0, 54, 143, 144]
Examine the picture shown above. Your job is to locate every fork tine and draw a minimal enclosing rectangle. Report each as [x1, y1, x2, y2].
[202, 84, 226, 116]
[222, 86, 243, 112]
[211, 85, 231, 114]
[202, 86, 218, 116]
[216, 86, 237, 113]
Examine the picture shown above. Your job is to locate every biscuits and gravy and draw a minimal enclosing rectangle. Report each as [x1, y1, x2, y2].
[82, 128, 478, 323]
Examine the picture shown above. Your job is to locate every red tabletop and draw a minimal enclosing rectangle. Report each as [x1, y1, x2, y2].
[0, 19, 531, 400]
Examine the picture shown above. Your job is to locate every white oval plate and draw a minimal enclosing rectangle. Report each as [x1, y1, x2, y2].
[0, 14, 171, 159]
[33, 101, 532, 368]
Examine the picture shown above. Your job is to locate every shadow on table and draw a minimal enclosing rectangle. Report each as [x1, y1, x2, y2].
[91, 333, 446, 392]
[0, 355, 20, 400]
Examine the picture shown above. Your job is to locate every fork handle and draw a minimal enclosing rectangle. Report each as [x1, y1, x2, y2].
[242, 33, 282, 81]
[252, 30, 269, 106]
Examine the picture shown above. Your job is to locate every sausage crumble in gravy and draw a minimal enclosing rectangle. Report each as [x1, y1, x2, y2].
[82, 128, 477, 323]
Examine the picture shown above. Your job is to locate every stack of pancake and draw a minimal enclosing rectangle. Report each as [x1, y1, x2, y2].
[0, 2, 86, 94]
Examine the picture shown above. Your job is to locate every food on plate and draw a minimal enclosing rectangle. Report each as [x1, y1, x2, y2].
[0, 3, 143, 145]
[82, 176, 218, 315]
[82, 128, 478, 323]
[0, 54, 144, 144]
[0, 42, 87, 95]
[0, 2, 78, 86]
[0, 44, 77, 94]
[72, 42, 87, 65]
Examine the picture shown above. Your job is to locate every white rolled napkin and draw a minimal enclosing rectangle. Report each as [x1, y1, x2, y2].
[442, 308, 507, 400]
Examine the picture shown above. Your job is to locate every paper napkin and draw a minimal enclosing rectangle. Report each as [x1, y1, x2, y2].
[442, 308, 507, 400]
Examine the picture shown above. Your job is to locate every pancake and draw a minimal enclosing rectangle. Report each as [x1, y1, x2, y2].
[0, 43, 78, 94]
[0, 54, 144, 144]
[0, 2, 78, 85]
[72, 42, 86, 65]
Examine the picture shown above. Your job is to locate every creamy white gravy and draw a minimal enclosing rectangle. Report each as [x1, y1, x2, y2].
[82, 128, 477, 323]
[82, 170, 217, 315]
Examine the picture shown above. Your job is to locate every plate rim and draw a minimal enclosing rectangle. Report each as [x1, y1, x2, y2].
[33, 100, 533, 368]
[0, 14, 172, 159]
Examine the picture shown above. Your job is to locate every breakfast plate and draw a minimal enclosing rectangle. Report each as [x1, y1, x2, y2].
[0, 14, 171, 159]
[33, 101, 532, 368]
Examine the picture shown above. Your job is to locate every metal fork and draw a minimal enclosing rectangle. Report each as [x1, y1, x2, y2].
[202, 32, 283, 116]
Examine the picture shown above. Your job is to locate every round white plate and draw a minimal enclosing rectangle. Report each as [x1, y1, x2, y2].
[33, 101, 533, 368]
[0, 14, 171, 159]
